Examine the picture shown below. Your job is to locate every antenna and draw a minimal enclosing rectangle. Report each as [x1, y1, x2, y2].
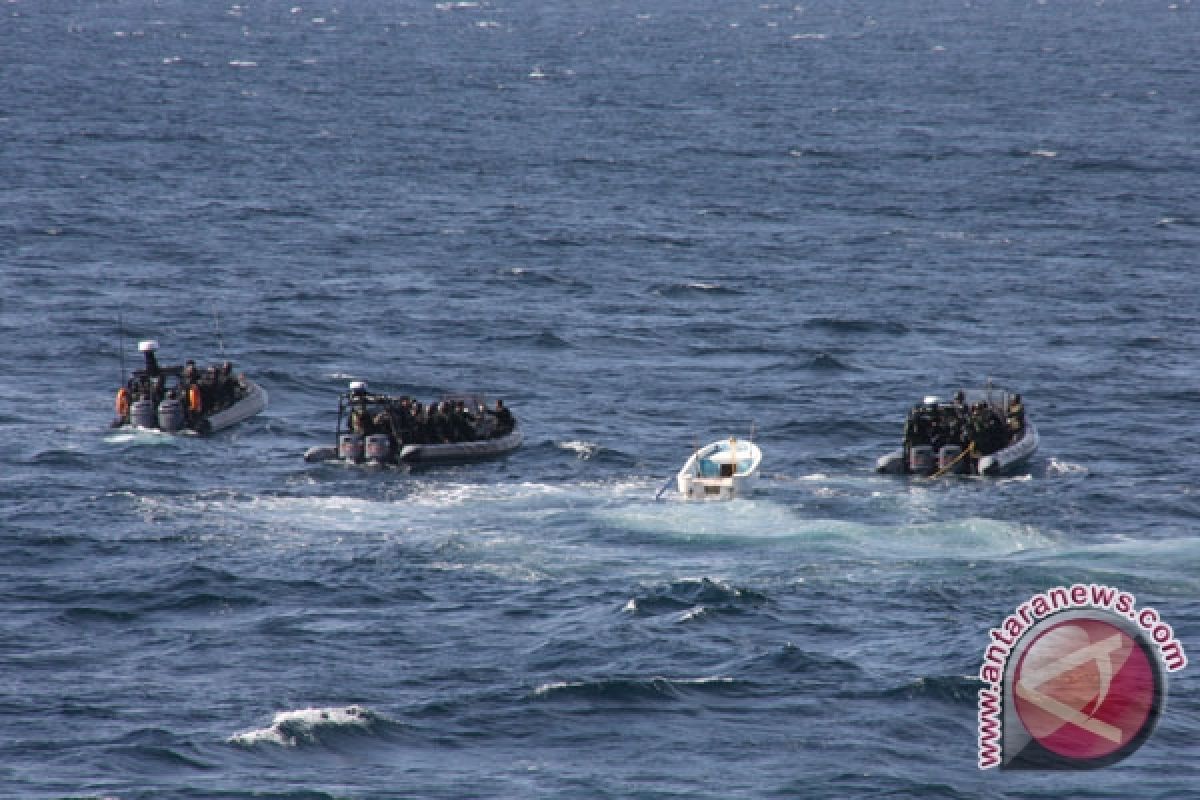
[117, 310, 126, 382]
[213, 307, 228, 359]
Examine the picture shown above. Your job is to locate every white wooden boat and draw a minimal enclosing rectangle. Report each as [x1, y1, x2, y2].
[111, 340, 267, 435]
[676, 437, 762, 500]
[876, 386, 1037, 477]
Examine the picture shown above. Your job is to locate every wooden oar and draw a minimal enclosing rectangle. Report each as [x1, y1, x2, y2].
[657, 439, 694, 500]
[654, 475, 675, 501]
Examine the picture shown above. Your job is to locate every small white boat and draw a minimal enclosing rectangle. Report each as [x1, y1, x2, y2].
[111, 340, 268, 435]
[876, 386, 1038, 477]
[675, 437, 762, 500]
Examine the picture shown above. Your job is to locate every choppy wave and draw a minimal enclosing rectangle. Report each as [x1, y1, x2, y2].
[875, 674, 982, 705]
[532, 675, 740, 703]
[1047, 458, 1089, 475]
[229, 705, 389, 747]
[620, 576, 768, 617]
[556, 439, 605, 460]
[802, 317, 910, 335]
[489, 330, 572, 349]
[654, 282, 745, 297]
[7, 1, 1200, 796]
[805, 352, 853, 371]
[493, 267, 591, 290]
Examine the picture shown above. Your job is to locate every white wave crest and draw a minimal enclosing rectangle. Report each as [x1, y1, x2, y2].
[558, 440, 600, 459]
[229, 705, 375, 747]
[1047, 458, 1088, 475]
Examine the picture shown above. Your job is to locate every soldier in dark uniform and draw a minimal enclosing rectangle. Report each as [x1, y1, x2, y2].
[492, 399, 515, 436]
[1007, 394, 1025, 439]
[348, 384, 375, 435]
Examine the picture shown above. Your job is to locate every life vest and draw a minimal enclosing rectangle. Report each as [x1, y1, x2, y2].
[187, 384, 203, 414]
[115, 387, 131, 417]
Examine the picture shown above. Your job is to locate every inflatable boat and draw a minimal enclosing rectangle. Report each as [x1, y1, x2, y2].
[876, 386, 1037, 477]
[304, 383, 522, 466]
[111, 340, 267, 434]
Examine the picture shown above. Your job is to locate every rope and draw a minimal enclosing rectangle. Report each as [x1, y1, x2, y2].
[927, 443, 974, 480]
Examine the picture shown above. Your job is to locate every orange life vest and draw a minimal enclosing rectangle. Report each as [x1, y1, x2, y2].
[115, 387, 131, 417]
[187, 384, 203, 414]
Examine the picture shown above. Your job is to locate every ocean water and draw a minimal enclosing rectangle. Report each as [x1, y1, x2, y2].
[2, 1, 1198, 797]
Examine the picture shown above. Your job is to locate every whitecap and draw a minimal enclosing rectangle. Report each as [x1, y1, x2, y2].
[229, 705, 375, 747]
[228, 60, 258, 68]
[1047, 458, 1088, 475]
[1030, 149, 1057, 158]
[558, 440, 599, 459]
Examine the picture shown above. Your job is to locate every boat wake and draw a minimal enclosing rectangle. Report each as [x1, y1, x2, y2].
[597, 494, 1054, 559]
[103, 429, 188, 446]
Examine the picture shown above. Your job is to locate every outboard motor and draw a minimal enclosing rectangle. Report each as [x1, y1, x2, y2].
[938, 444, 964, 474]
[157, 395, 185, 432]
[364, 434, 392, 463]
[130, 398, 157, 429]
[908, 445, 934, 475]
[339, 434, 364, 463]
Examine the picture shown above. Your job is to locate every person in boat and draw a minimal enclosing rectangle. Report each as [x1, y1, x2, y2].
[451, 400, 476, 442]
[218, 361, 240, 408]
[903, 404, 931, 449]
[1007, 394, 1025, 438]
[408, 401, 426, 444]
[968, 402, 1007, 456]
[196, 366, 217, 411]
[491, 399, 515, 436]
[425, 402, 446, 443]
[373, 405, 403, 453]
[348, 385, 376, 436]
[144, 346, 161, 377]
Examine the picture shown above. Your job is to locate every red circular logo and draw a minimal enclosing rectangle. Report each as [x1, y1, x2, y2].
[1013, 617, 1158, 762]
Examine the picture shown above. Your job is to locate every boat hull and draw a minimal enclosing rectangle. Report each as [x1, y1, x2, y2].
[977, 421, 1038, 476]
[205, 379, 268, 433]
[114, 378, 267, 435]
[305, 429, 523, 466]
[399, 429, 523, 464]
[675, 438, 762, 500]
[876, 422, 1038, 477]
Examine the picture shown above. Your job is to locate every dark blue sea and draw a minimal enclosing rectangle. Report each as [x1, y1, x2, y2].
[3, 1, 1198, 797]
